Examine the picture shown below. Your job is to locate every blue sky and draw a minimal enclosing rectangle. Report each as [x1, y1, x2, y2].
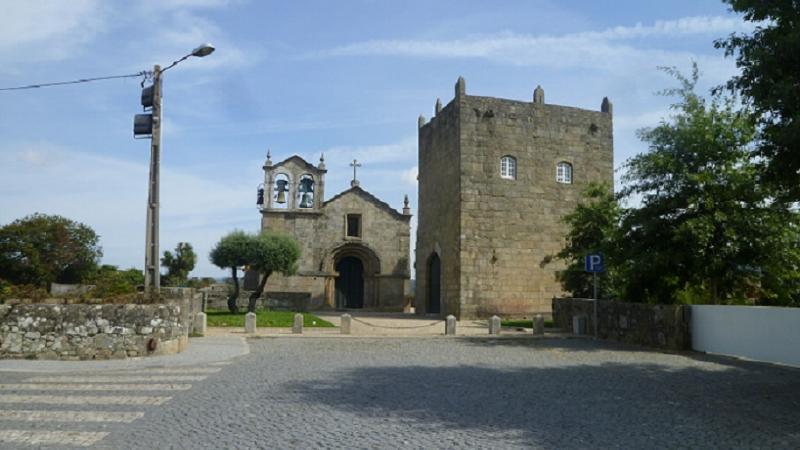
[0, 0, 749, 277]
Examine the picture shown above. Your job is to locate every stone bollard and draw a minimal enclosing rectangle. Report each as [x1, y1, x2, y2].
[572, 315, 587, 335]
[532, 314, 545, 336]
[489, 315, 501, 335]
[292, 313, 303, 334]
[195, 312, 207, 336]
[245, 312, 257, 334]
[445, 315, 457, 335]
[340, 314, 352, 335]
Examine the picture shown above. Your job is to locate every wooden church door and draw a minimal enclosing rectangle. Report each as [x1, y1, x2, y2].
[335, 256, 364, 309]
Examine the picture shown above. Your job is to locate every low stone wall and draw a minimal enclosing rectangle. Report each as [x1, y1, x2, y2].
[552, 298, 691, 350]
[204, 287, 311, 312]
[0, 303, 188, 360]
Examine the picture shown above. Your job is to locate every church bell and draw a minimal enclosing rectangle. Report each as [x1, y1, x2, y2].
[300, 193, 313, 208]
[275, 179, 288, 204]
[299, 177, 314, 193]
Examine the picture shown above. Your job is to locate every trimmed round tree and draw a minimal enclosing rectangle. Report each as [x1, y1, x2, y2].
[209, 231, 254, 313]
[246, 232, 301, 313]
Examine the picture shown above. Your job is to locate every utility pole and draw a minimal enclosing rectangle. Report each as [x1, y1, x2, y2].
[134, 44, 214, 299]
[144, 64, 162, 298]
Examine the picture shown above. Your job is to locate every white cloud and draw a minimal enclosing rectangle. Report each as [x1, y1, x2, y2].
[0, 1, 107, 69]
[147, 10, 255, 72]
[401, 166, 418, 186]
[322, 136, 417, 166]
[309, 16, 748, 76]
[0, 142, 256, 277]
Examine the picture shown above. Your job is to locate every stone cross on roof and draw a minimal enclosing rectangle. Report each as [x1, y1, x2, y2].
[350, 159, 362, 187]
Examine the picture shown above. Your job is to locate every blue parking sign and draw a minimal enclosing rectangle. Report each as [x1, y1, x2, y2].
[585, 254, 604, 273]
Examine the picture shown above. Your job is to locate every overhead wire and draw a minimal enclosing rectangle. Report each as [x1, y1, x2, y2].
[0, 71, 152, 92]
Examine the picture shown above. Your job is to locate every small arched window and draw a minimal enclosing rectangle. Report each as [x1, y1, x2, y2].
[556, 162, 573, 184]
[500, 156, 517, 180]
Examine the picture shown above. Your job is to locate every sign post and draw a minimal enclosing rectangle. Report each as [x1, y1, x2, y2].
[585, 254, 604, 339]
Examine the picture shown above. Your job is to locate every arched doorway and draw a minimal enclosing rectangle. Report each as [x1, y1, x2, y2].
[428, 254, 441, 314]
[335, 256, 364, 308]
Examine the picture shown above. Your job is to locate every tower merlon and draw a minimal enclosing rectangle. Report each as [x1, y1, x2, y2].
[601, 97, 613, 114]
[533, 85, 545, 104]
[455, 76, 466, 98]
[418, 114, 426, 128]
[435, 98, 442, 115]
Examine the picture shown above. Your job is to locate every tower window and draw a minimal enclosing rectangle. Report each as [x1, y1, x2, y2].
[346, 214, 361, 238]
[556, 162, 573, 184]
[500, 155, 517, 180]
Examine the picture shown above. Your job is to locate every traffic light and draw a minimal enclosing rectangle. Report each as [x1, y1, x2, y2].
[134, 84, 155, 138]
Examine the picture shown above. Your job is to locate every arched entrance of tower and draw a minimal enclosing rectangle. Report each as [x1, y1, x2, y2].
[322, 243, 381, 309]
[427, 253, 441, 315]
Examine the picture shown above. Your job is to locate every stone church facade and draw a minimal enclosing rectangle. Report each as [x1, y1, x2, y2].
[255, 154, 412, 311]
[415, 77, 614, 319]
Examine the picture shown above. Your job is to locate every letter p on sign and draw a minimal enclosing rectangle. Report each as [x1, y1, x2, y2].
[585, 254, 604, 273]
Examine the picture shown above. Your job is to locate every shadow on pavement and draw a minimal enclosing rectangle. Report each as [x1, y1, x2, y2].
[283, 348, 800, 448]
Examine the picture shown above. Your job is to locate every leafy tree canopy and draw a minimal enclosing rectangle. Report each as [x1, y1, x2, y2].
[716, 0, 800, 198]
[621, 65, 800, 305]
[555, 183, 623, 299]
[246, 232, 301, 312]
[0, 213, 102, 287]
[556, 65, 800, 307]
[209, 230, 253, 313]
[161, 242, 197, 286]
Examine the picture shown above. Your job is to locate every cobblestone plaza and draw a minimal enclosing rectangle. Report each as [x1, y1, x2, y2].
[0, 337, 798, 449]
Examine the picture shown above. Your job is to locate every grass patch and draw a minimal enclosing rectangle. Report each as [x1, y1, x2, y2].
[501, 319, 555, 329]
[206, 309, 334, 328]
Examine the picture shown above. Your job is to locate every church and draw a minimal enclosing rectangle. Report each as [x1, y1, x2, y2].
[252, 152, 412, 311]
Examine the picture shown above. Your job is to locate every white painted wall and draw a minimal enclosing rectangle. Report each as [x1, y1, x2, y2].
[691, 305, 800, 368]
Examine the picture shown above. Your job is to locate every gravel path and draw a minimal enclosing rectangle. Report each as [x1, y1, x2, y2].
[1, 337, 798, 449]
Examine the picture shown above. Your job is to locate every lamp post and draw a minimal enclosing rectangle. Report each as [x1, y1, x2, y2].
[139, 43, 215, 298]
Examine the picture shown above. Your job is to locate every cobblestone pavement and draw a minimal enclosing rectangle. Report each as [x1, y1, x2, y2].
[1, 337, 799, 449]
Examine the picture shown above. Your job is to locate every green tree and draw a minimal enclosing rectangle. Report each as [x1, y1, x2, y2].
[209, 231, 254, 313]
[161, 242, 197, 286]
[246, 232, 301, 313]
[86, 265, 144, 297]
[715, 1, 800, 199]
[554, 183, 624, 299]
[620, 65, 800, 305]
[0, 213, 102, 287]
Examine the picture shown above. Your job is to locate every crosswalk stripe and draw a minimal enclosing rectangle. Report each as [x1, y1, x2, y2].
[0, 430, 108, 447]
[0, 410, 144, 423]
[100, 367, 222, 375]
[0, 383, 192, 391]
[0, 394, 171, 405]
[27, 375, 207, 383]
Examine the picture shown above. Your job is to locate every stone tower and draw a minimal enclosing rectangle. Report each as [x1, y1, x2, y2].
[415, 77, 614, 319]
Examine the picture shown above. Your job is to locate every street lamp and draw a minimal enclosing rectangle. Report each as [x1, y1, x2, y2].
[135, 43, 215, 298]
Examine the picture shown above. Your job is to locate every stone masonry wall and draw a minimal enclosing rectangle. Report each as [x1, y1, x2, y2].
[415, 89, 463, 316]
[458, 94, 613, 318]
[552, 298, 691, 350]
[0, 303, 188, 360]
